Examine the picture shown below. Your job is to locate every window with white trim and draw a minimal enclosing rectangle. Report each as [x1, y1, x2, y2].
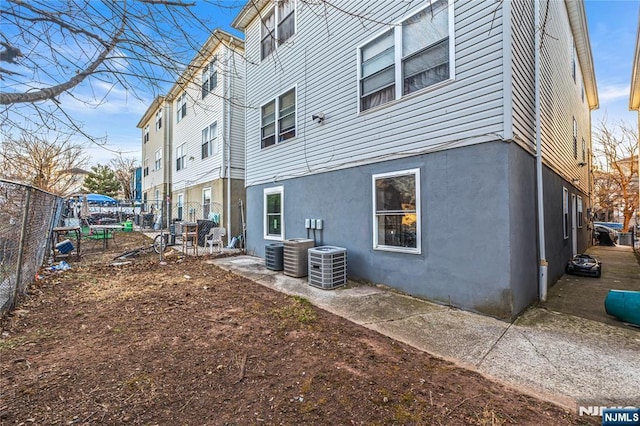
[203, 188, 211, 219]
[177, 194, 184, 220]
[261, 0, 295, 60]
[264, 186, 284, 239]
[155, 189, 160, 209]
[577, 196, 583, 228]
[176, 92, 187, 122]
[359, 0, 451, 111]
[176, 143, 186, 171]
[143, 158, 149, 177]
[154, 149, 162, 171]
[201, 122, 217, 159]
[201, 57, 218, 99]
[571, 40, 576, 82]
[573, 117, 578, 160]
[563, 187, 569, 239]
[143, 125, 149, 143]
[373, 169, 420, 253]
[261, 88, 296, 148]
[155, 109, 162, 130]
[581, 137, 586, 163]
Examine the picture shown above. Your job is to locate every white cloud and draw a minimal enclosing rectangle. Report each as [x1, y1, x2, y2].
[598, 83, 630, 103]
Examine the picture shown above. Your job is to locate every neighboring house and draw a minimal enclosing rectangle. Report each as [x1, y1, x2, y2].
[137, 96, 171, 220]
[233, 0, 598, 319]
[629, 16, 640, 228]
[165, 30, 246, 241]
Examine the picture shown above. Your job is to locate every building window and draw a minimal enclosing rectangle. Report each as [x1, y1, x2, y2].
[359, 0, 450, 111]
[201, 58, 218, 99]
[571, 41, 576, 82]
[581, 138, 586, 163]
[581, 83, 585, 103]
[261, 0, 296, 60]
[563, 187, 569, 239]
[264, 186, 284, 240]
[577, 196, 583, 228]
[144, 125, 149, 143]
[155, 109, 162, 130]
[573, 117, 578, 160]
[154, 149, 162, 171]
[261, 88, 296, 148]
[155, 189, 160, 209]
[176, 92, 187, 122]
[177, 194, 184, 221]
[176, 143, 186, 171]
[203, 188, 211, 219]
[372, 169, 421, 253]
[201, 122, 218, 159]
[143, 158, 149, 177]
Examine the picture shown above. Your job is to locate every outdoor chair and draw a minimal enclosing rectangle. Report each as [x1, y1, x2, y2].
[204, 227, 226, 254]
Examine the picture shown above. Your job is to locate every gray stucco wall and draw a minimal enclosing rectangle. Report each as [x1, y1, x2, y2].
[246, 141, 547, 319]
[542, 166, 591, 286]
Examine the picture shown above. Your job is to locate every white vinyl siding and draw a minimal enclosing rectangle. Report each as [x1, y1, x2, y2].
[372, 169, 421, 254]
[264, 186, 284, 240]
[510, 0, 591, 193]
[244, 0, 504, 186]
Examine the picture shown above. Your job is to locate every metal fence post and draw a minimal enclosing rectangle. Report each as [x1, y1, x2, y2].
[12, 186, 32, 309]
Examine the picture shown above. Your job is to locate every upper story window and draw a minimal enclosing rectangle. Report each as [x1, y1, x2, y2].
[176, 143, 186, 171]
[155, 149, 162, 171]
[261, 88, 296, 149]
[201, 122, 218, 159]
[571, 40, 576, 82]
[261, 0, 296, 60]
[176, 92, 187, 123]
[143, 125, 149, 143]
[155, 109, 162, 130]
[573, 117, 578, 160]
[359, 0, 451, 112]
[143, 158, 149, 177]
[202, 57, 218, 99]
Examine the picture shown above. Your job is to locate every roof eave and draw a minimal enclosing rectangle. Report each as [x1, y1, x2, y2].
[136, 96, 165, 128]
[565, 1, 599, 110]
[231, 0, 270, 31]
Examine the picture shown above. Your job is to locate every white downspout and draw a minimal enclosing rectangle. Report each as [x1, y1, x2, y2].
[225, 40, 233, 245]
[534, 1, 548, 301]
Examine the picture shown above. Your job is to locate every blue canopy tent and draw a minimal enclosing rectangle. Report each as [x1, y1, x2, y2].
[86, 193, 117, 205]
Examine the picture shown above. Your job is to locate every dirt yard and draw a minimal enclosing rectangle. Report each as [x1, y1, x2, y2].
[1, 232, 594, 425]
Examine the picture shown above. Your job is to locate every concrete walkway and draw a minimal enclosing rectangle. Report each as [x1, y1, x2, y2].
[211, 250, 640, 411]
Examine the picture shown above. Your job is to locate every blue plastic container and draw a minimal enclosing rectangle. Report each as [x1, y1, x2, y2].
[55, 239, 74, 254]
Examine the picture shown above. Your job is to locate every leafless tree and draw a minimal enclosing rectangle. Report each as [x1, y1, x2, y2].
[592, 119, 639, 231]
[0, 132, 89, 196]
[0, 0, 241, 143]
[110, 156, 138, 201]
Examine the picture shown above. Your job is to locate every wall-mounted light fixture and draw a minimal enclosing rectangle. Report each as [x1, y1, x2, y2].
[577, 162, 587, 167]
[572, 178, 580, 185]
[189, 156, 195, 161]
[311, 113, 325, 123]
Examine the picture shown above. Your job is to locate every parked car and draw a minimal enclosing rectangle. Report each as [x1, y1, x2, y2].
[594, 225, 618, 245]
[565, 254, 602, 277]
[594, 221, 623, 231]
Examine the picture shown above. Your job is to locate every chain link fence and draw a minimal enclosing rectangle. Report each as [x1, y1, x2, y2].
[0, 179, 63, 316]
[139, 200, 223, 229]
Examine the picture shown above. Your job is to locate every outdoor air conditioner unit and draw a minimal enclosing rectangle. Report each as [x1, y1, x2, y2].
[265, 243, 284, 271]
[283, 238, 315, 277]
[308, 246, 347, 289]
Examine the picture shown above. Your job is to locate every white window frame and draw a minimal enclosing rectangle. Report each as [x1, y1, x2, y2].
[154, 149, 162, 171]
[577, 195, 583, 228]
[176, 143, 186, 171]
[143, 124, 149, 143]
[176, 193, 184, 220]
[372, 168, 421, 254]
[201, 57, 218, 99]
[357, 0, 455, 113]
[202, 188, 211, 220]
[260, 0, 296, 61]
[563, 187, 569, 239]
[201, 122, 217, 159]
[572, 117, 578, 160]
[264, 186, 284, 240]
[260, 87, 297, 149]
[176, 92, 187, 122]
[155, 109, 162, 130]
[143, 158, 149, 177]
[154, 189, 160, 209]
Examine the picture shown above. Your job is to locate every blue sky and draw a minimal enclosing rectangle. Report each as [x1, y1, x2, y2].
[77, 1, 640, 165]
